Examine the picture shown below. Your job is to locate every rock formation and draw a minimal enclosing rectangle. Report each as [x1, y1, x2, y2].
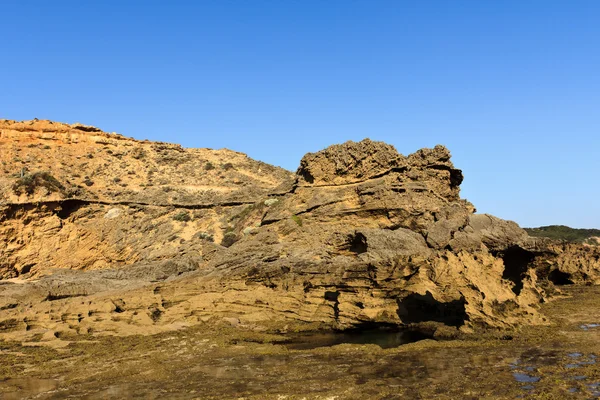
[0, 119, 293, 278]
[0, 119, 598, 342]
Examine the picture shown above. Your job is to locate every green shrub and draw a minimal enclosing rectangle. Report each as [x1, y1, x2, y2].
[12, 172, 65, 196]
[173, 211, 191, 222]
[204, 162, 215, 171]
[194, 232, 214, 242]
[130, 148, 146, 159]
[221, 232, 238, 247]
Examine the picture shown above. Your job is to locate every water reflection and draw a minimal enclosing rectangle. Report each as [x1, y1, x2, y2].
[513, 372, 541, 383]
[283, 329, 431, 350]
[580, 323, 600, 330]
[510, 350, 600, 396]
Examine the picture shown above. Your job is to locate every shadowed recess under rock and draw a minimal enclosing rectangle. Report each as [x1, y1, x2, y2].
[548, 269, 575, 285]
[349, 232, 368, 254]
[396, 291, 468, 327]
[283, 327, 432, 350]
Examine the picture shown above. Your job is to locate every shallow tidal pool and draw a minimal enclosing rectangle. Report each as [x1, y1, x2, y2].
[2, 286, 600, 399]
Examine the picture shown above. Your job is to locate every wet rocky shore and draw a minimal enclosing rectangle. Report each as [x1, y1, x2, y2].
[2, 285, 600, 399]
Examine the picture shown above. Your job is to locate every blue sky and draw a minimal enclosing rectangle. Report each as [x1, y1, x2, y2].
[1, 1, 599, 228]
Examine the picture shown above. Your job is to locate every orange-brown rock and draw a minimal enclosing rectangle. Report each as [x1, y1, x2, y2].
[0, 119, 293, 278]
[0, 120, 597, 343]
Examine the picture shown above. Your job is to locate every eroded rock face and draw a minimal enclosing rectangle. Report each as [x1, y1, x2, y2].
[187, 140, 545, 331]
[0, 119, 294, 206]
[0, 125, 596, 342]
[297, 139, 403, 185]
[526, 240, 600, 285]
[0, 119, 294, 278]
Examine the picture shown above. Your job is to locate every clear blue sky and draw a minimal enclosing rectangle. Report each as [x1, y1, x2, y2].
[1, 1, 599, 228]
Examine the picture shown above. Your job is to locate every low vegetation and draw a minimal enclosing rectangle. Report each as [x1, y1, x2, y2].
[525, 225, 600, 244]
[221, 232, 238, 247]
[172, 211, 191, 222]
[12, 172, 65, 196]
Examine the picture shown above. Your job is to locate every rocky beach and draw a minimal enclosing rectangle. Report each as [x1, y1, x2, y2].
[1, 119, 600, 399]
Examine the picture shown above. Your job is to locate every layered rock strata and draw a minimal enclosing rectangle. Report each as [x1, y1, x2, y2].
[0, 120, 597, 342]
[0, 119, 293, 278]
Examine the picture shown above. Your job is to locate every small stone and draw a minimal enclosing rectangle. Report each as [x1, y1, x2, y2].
[243, 227, 257, 235]
[264, 198, 279, 206]
[104, 208, 122, 219]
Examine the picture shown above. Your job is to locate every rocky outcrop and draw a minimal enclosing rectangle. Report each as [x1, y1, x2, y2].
[526, 240, 600, 285]
[186, 141, 545, 331]
[0, 119, 294, 278]
[0, 119, 293, 206]
[0, 121, 598, 342]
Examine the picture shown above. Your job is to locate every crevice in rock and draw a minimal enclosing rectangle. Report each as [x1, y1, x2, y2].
[324, 291, 340, 320]
[19, 263, 35, 275]
[1, 198, 258, 216]
[44, 293, 87, 302]
[396, 291, 467, 327]
[56, 199, 86, 219]
[367, 166, 409, 180]
[348, 232, 368, 254]
[294, 199, 346, 216]
[496, 246, 535, 295]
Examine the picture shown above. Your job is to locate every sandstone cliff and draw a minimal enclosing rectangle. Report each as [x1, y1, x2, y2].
[0, 119, 597, 342]
[0, 119, 293, 278]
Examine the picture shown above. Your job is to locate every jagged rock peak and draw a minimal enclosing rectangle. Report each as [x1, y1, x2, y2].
[297, 138, 403, 185]
[296, 138, 463, 192]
